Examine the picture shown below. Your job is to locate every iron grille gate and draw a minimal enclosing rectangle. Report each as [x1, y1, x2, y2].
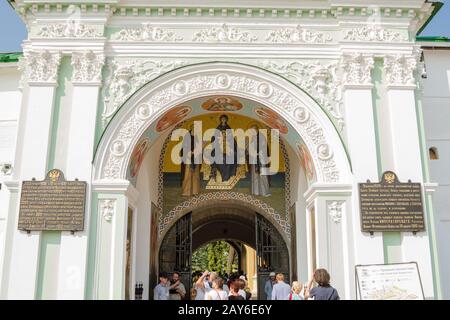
[159, 212, 192, 299]
[158, 212, 289, 300]
[255, 213, 290, 300]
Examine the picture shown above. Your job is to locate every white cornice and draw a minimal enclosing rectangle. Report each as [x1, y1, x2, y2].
[304, 183, 353, 203]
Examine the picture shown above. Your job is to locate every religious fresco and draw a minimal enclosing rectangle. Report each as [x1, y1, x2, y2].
[155, 105, 192, 132]
[161, 113, 287, 221]
[254, 107, 289, 134]
[297, 142, 316, 185]
[201, 96, 243, 112]
[127, 137, 151, 185]
[125, 95, 309, 192]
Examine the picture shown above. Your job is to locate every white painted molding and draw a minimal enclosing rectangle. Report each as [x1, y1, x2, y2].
[100, 199, 116, 222]
[343, 25, 407, 42]
[3, 181, 20, 192]
[304, 183, 353, 204]
[22, 50, 61, 85]
[71, 51, 105, 84]
[383, 54, 418, 88]
[341, 53, 374, 87]
[193, 24, 257, 43]
[266, 25, 332, 43]
[257, 60, 344, 130]
[112, 23, 182, 41]
[102, 59, 186, 124]
[92, 179, 131, 193]
[328, 200, 344, 223]
[34, 21, 103, 39]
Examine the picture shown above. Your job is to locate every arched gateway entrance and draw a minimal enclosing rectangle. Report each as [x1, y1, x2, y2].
[159, 204, 289, 300]
[90, 62, 352, 299]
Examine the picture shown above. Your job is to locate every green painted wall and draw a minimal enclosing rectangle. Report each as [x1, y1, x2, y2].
[47, 56, 73, 171]
[35, 232, 61, 299]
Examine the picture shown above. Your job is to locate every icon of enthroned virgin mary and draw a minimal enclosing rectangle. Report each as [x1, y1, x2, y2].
[210, 114, 238, 182]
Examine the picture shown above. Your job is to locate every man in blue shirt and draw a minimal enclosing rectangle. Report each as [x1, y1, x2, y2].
[154, 272, 170, 300]
[264, 272, 276, 300]
[271, 273, 291, 300]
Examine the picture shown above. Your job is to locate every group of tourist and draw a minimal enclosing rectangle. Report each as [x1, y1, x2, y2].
[191, 270, 252, 300]
[265, 269, 340, 300]
[153, 268, 339, 300]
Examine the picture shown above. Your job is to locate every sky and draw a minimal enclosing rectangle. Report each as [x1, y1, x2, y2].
[0, 0, 449, 52]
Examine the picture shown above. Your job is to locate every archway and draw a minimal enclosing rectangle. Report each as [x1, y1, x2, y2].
[93, 62, 352, 183]
[90, 62, 353, 300]
[158, 203, 289, 300]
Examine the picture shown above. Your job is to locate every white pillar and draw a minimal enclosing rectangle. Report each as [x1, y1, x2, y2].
[92, 181, 133, 300]
[341, 53, 385, 266]
[384, 54, 434, 298]
[55, 51, 104, 300]
[5, 51, 61, 299]
[305, 184, 353, 299]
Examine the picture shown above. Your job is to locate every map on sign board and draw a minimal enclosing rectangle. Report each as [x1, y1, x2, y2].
[355, 262, 424, 300]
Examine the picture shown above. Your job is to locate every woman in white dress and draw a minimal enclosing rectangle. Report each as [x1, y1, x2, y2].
[205, 278, 228, 300]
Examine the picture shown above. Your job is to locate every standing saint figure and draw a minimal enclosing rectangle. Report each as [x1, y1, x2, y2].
[210, 114, 238, 183]
[247, 124, 271, 196]
[180, 124, 201, 196]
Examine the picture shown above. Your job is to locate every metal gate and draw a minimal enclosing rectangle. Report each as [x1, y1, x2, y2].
[255, 213, 290, 300]
[159, 212, 192, 299]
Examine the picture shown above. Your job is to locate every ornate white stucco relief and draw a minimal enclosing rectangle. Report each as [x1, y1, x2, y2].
[102, 59, 186, 125]
[343, 25, 406, 42]
[100, 67, 341, 184]
[36, 20, 103, 38]
[71, 51, 105, 83]
[22, 50, 62, 84]
[111, 23, 183, 41]
[266, 25, 332, 43]
[100, 199, 116, 222]
[257, 60, 344, 131]
[192, 23, 258, 42]
[383, 54, 418, 87]
[328, 201, 344, 223]
[341, 53, 374, 86]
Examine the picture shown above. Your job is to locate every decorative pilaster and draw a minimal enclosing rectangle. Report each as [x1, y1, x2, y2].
[23, 50, 61, 85]
[91, 181, 136, 300]
[5, 50, 61, 299]
[382, 52, 434, 298]
[71, 51, 105, 85]
[341, 53, 374, 88]
[341, 52, 384, 275]
[384, 54, 418, 88]
[56, 50, 105, 300]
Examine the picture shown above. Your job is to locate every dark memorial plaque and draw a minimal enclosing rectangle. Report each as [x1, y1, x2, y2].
[359, 171, 425, 233]
[18, 169, 86, 232]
